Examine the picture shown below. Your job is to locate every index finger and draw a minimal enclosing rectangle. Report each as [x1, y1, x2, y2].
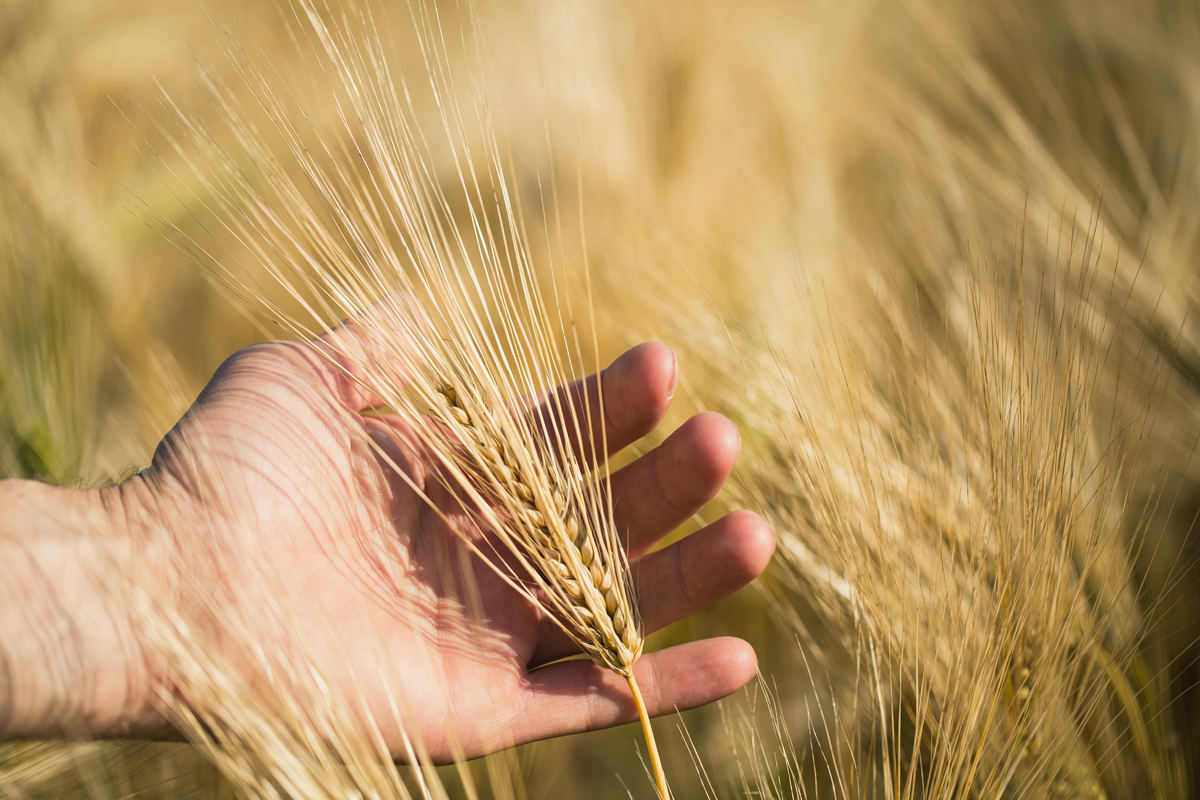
[531, 342, 678, 469]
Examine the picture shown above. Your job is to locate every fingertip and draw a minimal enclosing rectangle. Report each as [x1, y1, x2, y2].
[635, 638, 759, 715]
[720, 510, 776, 583]
[690, 411, 741, 467]
[661, 412, 740, 505]
[518, 638, 759, 741]
[605, 342, 677, 438]
[663, 344, 679, 400]
[721, 637, 760, 688]
[627, 510, 774, 636]
[687, 637, 758, 699]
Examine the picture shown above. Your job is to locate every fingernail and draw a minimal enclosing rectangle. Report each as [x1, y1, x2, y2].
[667, 348, 679, 400]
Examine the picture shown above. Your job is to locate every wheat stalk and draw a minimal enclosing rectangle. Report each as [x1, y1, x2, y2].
[431, 379, 668, 795]
[663, 222, 1186, 797]
[429, 380, 668, 797]
[433, 381, 642, 673]
[135, 0, 674, 793]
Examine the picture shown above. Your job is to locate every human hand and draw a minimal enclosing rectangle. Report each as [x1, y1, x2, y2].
[1, 332, 774, 760]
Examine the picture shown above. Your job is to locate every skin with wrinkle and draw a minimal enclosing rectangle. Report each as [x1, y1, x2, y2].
[0, 337, 775, 764]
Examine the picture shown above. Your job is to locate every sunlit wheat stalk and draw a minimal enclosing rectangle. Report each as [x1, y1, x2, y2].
[429, 380, 667, 794]
[138, 0, 670, 794]
[700, 234, 1186, 798]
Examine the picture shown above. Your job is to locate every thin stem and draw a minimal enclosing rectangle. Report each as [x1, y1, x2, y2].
[626, 673, 669, 799]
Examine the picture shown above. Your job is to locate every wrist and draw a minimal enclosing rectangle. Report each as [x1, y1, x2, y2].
[0, 477, 170, 739]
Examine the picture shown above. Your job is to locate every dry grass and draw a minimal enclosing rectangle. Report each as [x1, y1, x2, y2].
[4, 0, 1200, 798]
[621, 1, 1200, 797]
[129, 0, 672, 791]
[698, 234, 1187, 798]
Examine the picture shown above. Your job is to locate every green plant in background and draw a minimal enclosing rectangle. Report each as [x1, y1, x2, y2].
[0, 0, 102, 482]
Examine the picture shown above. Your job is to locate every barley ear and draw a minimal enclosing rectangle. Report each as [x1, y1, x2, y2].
[434, 382, 669, 798]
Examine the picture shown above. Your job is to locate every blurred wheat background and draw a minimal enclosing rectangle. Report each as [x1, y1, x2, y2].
[3, 0, 1200, 797]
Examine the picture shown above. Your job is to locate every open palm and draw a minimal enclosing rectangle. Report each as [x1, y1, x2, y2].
[140, 334, 773, 761]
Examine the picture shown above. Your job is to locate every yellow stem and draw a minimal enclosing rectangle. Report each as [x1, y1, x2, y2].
[626, 673, 670, 799]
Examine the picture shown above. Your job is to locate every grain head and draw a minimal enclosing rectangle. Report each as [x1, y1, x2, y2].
[136, 0, 669, 794]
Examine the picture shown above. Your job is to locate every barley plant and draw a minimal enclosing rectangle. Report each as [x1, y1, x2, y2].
[3, 0, 1200, 798]
[133, 0, 669, 791]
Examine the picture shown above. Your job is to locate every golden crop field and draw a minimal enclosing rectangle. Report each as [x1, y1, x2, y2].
[2, 0, 1199, 798]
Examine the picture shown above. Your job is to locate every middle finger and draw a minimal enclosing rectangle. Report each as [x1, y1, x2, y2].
[607, 411, 741, 558]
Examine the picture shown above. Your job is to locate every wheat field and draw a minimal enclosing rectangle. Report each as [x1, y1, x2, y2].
[2, 0, 1199, 798]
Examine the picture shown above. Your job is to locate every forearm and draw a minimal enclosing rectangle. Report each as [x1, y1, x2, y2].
[0, 479, 162, 739]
